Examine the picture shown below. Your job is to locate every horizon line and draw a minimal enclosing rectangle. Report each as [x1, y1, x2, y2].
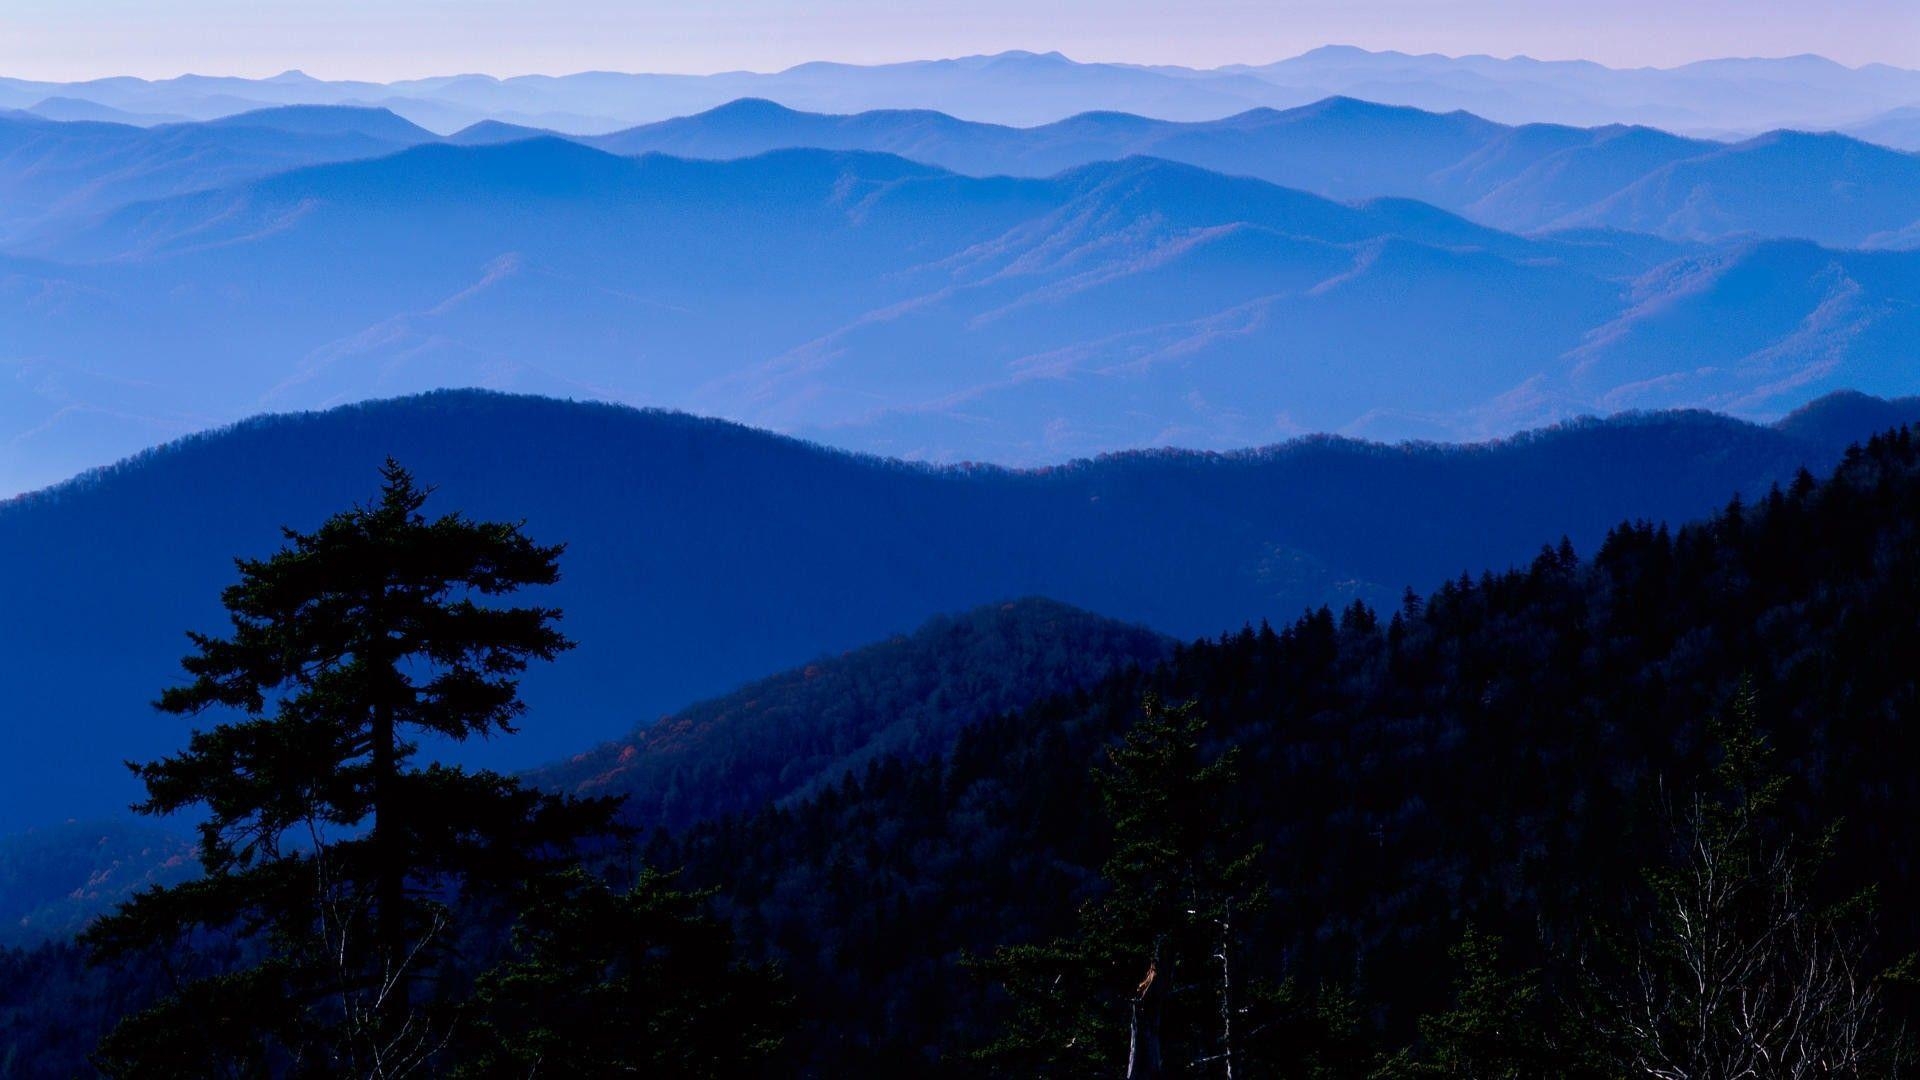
[6, 44, 1912, 87]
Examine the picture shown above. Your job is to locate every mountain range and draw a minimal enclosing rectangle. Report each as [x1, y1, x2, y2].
[3, 388, 1917, 832]
[4, 109, 1918, 491]
[9, 95, 1914, 252]
[3, 48, 1918, 134]
[579, 97, 1920, 244]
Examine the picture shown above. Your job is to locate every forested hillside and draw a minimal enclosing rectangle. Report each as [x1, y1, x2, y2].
[530, 598, 1170, 831]
[650, 427, 1920, 1071]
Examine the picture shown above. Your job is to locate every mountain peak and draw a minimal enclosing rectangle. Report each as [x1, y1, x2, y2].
[202, 103, 434, 142]
[694, 97, 806, 122]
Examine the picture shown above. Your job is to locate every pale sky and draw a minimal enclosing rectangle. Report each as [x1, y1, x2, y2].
[2, 0, 1915, 82]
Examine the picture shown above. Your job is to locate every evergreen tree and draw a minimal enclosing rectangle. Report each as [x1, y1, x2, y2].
[85, 461, 620, 1076]
[973, 694, 1270, 1077]
[1408, 928, 1570, 1078]
[454, 866, 788, 1076]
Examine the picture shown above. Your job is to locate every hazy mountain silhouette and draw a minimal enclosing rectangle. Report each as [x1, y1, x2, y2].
[3, 49, 1916, 133]
[1849, 106, 1920, 151]
[2, 388, 1915, 829]
[0, 105, 431, 243]
[20, 98, 189, 125]
[584, 98, 1918, 246]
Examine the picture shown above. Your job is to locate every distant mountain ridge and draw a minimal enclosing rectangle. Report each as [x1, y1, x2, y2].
[2, 47, 1915, 134]
[2, 388, 1917, 830]
[575, 96, 1919, 247]
[0, 104, 433, 243]
[7, 95, 1914, 256]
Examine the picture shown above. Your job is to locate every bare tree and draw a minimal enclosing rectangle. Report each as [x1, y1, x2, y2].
[1580, 688, 1898, 1079]
[305, 818, 454, 1079]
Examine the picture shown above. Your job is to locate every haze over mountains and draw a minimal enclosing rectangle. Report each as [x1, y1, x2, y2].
[3, 388, 1917, 831]
[3, 93, 1918, 492]
[4, 47, 1919, 136]
[7, 27, 1920, 1071]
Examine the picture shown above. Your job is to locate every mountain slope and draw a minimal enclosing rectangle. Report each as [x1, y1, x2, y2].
[0, 821, 195, 946]
[15, 403, 1920, 1075]
[657, 423, 1920, 1071]
[2, 389, 1917, 829]
[1555, 130, 1920, 247]
[1848, 105, 1920, 151]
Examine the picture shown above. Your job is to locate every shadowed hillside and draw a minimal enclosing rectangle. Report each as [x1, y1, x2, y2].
[528, 598, 1171, 831]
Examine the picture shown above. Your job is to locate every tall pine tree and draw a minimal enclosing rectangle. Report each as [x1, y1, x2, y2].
[86, 460, 621, 1076]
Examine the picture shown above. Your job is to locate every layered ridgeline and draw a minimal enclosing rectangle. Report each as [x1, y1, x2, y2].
[2, 49, 1916, 133]
[3, 389, 1919, 830]
[583, 97, 1920, 246]
[13, 413, 1920, 1073]
[6, 132, 1919, 488]
[8, 97, 1918, 253]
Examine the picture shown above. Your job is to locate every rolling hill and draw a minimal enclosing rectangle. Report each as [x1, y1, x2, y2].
[2, 388, 1917, 830]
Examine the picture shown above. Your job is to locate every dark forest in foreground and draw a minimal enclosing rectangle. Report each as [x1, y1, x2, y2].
[9, 425, 1920, 1074]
